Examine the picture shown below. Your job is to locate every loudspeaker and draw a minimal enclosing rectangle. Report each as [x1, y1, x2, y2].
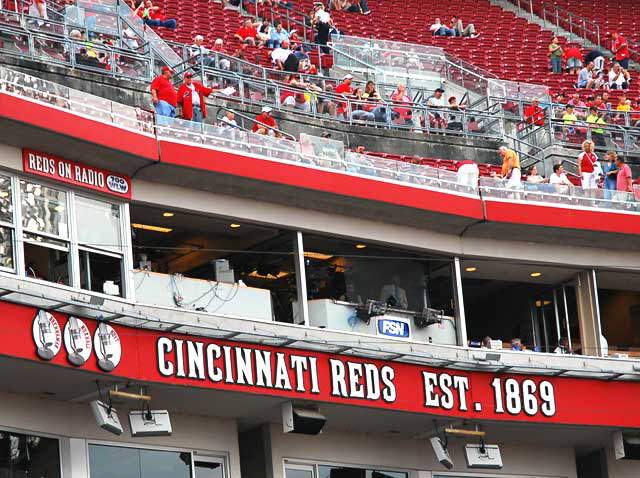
[282, 402, 326, 435]
[613, 431, 640, 460]
[90, 400, 123, 435]
[464, 444, 503, 469]
[129, 410, 172, 437]
[430, 437, 453, 469]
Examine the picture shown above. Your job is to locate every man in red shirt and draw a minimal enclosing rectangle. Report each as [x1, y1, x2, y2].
[177, 72, 215, 126]
[524, 99, 545, 126]
[335, 74, 354, 117]
[253, 107, 283, 137]
[563, 46, 582, 75]
[234, 19, 259, 46]
[611, 32, 630, 70]
[150, 65, 177, 125]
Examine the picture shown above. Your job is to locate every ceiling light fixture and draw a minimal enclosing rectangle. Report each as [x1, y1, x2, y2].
[304, 252, 334, 260]
[355, 244, 367, 249]
[131, 223, 173, 233]
[465, 267, 477, 272]
[530, 272, 542, 277]
[230, 223, 241, 228]
[162, 212, 174, 217]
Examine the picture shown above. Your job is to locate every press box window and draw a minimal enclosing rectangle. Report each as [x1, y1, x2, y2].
[0, 429, 61, 478]
[23, 232, 70, 285]
[20, 180, 68, 238]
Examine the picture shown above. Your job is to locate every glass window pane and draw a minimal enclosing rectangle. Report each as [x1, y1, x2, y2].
[79, 249, 123, 296]
[24, 234, 70, 285]
[0, 227, 14, 270]
[20, 180, 68, 238]
[195, 459, 225, 478]
[285, 468, 314, 478]
[140, 449, 191, 478]
[89, 444, 141, 478]
[0, 430, 61, 478]
[75, 196, 122, 250]
[0, 175, 13, 224]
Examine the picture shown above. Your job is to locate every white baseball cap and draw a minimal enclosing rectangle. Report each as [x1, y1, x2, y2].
[343, 74, 354, 80]
[262, 106, 272, 113]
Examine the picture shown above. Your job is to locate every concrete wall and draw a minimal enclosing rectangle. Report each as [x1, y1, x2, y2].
[605, 447, 640, 478]
[266, 424, 577, 478]
[0, 391, 241, 478]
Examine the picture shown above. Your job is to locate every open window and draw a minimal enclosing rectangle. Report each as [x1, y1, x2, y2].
[129, 204, 298, 323]
[461, 259, 581, 353]
[597, 270, 640, 357]
[0, 428, 61, 478]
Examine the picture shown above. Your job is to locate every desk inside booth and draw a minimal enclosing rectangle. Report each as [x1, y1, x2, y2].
[133, 270, 273, 321]
[303, 299, 457, 344]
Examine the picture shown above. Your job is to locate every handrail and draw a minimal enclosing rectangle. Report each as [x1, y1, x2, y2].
[541, 1, 601, 47]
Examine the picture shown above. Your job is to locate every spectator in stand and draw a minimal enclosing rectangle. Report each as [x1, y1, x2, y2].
[447, 96, 466, 131]
[611, 32, 631, 70]
[280, 74, 322, 112]
[584, 49, 605, 72]
[548, 37, 563, 73]
[615, 155, 633, 201]
[271, 40, 292, 70]
[253, 106, 283, 137]
[176, 72, 215, 126]
[350, 88, 376, 122]
[211, 39, 231, 70]
[336, 74, 354, 118]
[330, 0, 371, 14]
[586, 107, 607, 147]
[268, 22, 289, 48]
[456, 159, 479, 187]
[526, 165, 548, 184]
[609, 63, 630, 90]
[524, 98, 545, 126]
[150, 66, 177, 125]
[601, 91, 612, 110]
[312, 2, 333, 48]
[258, 18, 272, 41]
[220, 110, 238, 129]
[567, 93, 586, 115]
[234, 19, 260, 45]
[28, 0, 48, 23]
[510, 338, 526, 351]
[495, 146, 521, 189]
[578, 140, 599, 190]
[563, 45, 582, 74]
[549, 164, 573, 194]
[133, 0, 177, 29]
[450, 16, 477, 37]
[190, 35, 215, 67]
[430, 18, 455, 36]
[363, 80, 387, 122]
[603, 151, 618, 199]
[426, 88, 446, 129]
[577, 62, 601, 89]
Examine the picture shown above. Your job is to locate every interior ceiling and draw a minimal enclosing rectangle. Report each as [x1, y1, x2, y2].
[0, 357, 625, 449]
[460, 259, 581, 285]
[597, 270, 640, 291]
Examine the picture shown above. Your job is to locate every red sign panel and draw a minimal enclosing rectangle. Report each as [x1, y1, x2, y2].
[22, 149, 131, 199]
[3, 301, 640, 427]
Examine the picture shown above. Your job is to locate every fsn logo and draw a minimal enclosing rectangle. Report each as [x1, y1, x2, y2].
[106, 175, 129, 194]
[377, 318, 410, 339]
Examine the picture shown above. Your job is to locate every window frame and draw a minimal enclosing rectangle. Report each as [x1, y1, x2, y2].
[283, 458, 412, 478]
[0, 424, 63, 478]
[86, 440, 229, 478]
[1, 172, 134, 300]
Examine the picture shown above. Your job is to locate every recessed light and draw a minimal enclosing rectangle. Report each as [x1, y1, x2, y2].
[230, 223, 241, 228]
[530, 272, 542, 277]
[355, 244, 366, 249]
[162, 212, 174, 217]
[465, 267, 477, 272]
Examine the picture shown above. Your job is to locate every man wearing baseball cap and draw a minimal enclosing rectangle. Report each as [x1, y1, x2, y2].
[335, 74, 354, 118]
[252, 106, 283, 138]
[150, 65, 177, 125]
[177, 72, 214, 126]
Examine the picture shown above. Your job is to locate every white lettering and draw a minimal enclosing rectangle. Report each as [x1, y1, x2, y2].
[289, 356, 308, 392]
[274, 352, 292, 390]
[347, 362, 365, 399]
[205, 344, 222, 382]
[157, 337, 173, 376]
[255, 350, 273, 387]
[174, 339, 186, 377]
[329, 359, 348, 397]
[380, 366, 396, 403]
[186, 341, 205, 380]
[235, 347, 254, 385]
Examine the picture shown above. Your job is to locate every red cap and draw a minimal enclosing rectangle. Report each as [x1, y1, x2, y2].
[184, 72, 194, 78]
[161, 66, 175, 73]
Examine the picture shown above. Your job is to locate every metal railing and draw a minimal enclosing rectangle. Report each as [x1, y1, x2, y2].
[541, 2, 601, 47]
[2, 64, 638, 215]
